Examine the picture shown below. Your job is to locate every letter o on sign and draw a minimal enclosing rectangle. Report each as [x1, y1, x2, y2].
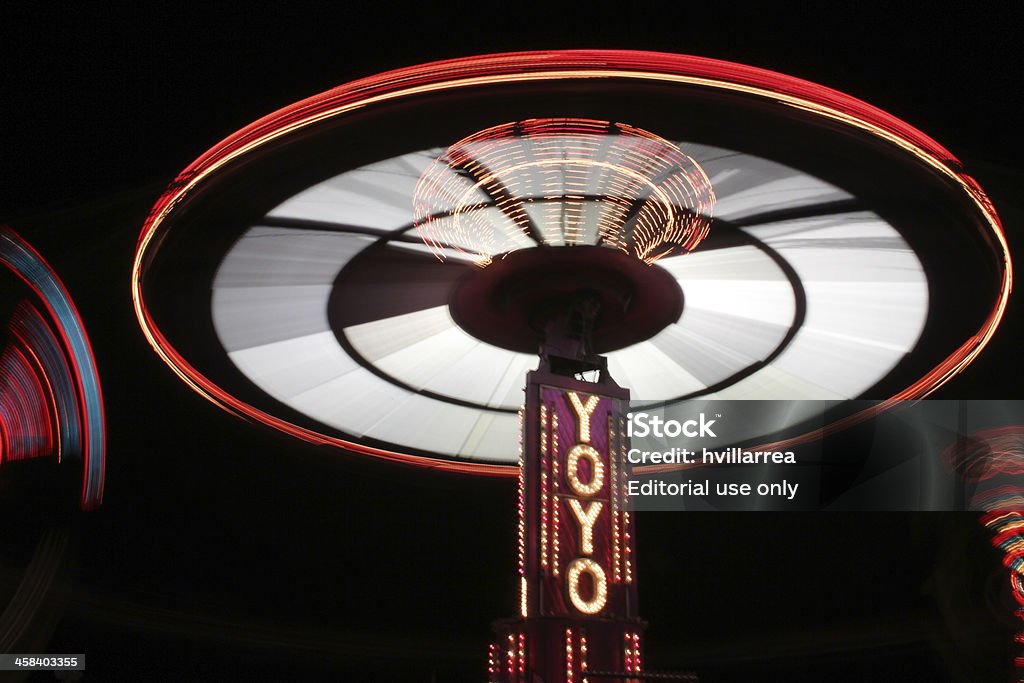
[566, 444, 605, 497]
[567, 557, 608, 614]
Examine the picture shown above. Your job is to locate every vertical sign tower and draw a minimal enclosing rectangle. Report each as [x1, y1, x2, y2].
[489, 350, 644, 683]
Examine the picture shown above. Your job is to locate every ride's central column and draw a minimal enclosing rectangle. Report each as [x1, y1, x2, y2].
[491, 361, 645, 683]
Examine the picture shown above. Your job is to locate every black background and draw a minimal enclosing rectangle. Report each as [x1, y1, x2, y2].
[2, 4, 1022, 681]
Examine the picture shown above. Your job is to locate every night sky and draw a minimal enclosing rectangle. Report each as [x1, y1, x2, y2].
[2, 5, 1022, 682]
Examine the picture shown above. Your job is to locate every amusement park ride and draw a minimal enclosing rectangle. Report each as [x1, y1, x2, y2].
[2, 48, 1015, 680]
[126, 51, 1010, 681]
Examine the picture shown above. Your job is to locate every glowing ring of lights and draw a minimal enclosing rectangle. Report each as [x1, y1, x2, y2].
[412, 118, 714, 266]
[132, 50, 1011, 475]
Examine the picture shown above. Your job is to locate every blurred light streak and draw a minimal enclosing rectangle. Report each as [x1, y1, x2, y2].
[948, 427, 1024, 679]
[0, 227, 105, 509]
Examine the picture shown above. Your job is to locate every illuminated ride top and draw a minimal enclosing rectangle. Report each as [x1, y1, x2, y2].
[130, 51, 1010, 681]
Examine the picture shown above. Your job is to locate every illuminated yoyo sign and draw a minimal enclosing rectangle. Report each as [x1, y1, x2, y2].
[493, 369, 647, 682]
